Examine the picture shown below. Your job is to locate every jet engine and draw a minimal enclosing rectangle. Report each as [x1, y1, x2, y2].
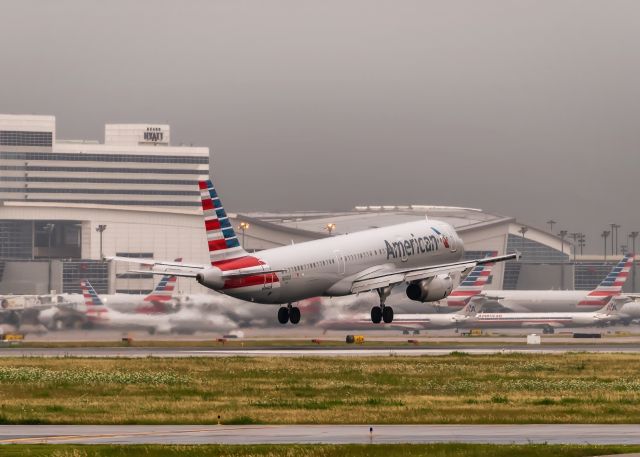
[195, 268, 225, 290]
[406, 275, 454, 302]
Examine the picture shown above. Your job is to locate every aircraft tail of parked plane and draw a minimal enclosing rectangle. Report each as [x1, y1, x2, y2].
[80, 280, 109, 322]
[578, 253, 634, 307]
[143, 258, 182, 303]
[446, 252, 497, 307]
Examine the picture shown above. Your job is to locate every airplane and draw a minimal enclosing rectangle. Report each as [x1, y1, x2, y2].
[469, 300, 624, 334]
[318, 298, 482, 332]
[440, 254, 634, 313]
[80, 280, 237, 335]
[111, 176, 519, 325]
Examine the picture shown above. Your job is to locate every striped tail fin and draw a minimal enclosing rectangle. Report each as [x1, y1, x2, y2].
[579, 254, 634, 306]
[446, 251, 496, 308]
[144, 258, 181, 302]
[590, 253, 634, 296]
[198, 178, 248, 265]
[80, 280, 108, 319]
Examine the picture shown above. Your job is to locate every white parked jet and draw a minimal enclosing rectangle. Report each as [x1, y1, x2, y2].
[319, 299, 482, 332]
[470, 301, 624, 334]
[441, 254, 634, 313]
[112, 176, 518, 324]
[80, 280, 236, 334]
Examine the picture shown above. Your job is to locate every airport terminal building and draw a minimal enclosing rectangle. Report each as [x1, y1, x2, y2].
[0, 113, 636, 297]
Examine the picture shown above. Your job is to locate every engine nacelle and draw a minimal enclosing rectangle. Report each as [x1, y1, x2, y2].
[406, 275, 454, 302]
[195, 267, 225, 290]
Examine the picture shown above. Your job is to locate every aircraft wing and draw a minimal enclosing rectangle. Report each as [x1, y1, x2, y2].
[350, 252, 519, 294]
[111, 257, 286, 279]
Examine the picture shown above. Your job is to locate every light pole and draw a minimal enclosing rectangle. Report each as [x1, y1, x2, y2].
[547, 220, 556, 233]
[43, 223, 55, 293]
[569, 232, 580, 262]
[325, 223, 336, 236]
[601, 230, 610, 262]
[518, 226, 528, 253]
[629, 231, 639, 292]
[95, 224, 107, 260]
[613, 224, 621, 255]
[610, 223, 617, 256]
[239, 222, 250, 249]
[578, 233, 586, 256]
[558, 230, 568, 290]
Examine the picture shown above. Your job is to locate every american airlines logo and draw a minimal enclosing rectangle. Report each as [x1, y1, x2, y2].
[385, 233, 448, 260]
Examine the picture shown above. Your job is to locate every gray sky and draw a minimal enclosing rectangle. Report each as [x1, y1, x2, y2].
[2, 0, 640, 253]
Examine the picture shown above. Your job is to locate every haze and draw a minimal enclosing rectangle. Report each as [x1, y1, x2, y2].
[1, 0, 639, 253]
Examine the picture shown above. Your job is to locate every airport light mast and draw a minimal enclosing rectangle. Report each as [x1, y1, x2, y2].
[44, 223, 55, 294]
[239, 222, 250, 249]
[558, 229, 568, 290]
[601, 230, 610, 262]
[325, 223, 336, 236]
[96, 224, 107, 260]
[547, 219, 556, 233]
[630, 231, 639, 292]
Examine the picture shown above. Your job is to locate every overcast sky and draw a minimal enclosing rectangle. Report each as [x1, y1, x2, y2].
[2, 1, 640, 253]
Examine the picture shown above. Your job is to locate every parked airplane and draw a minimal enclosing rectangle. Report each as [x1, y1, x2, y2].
[80, 280, 236, 334]
[111, 176, 518, 324]
[319, 298, 482, 332]
[470, 300, 624, 334]
[440, 254, 634, 313]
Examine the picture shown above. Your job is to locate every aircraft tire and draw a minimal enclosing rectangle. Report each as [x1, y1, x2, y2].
[371, 306, 382, 324]
[382, 306, 394, 324]
[277, 307, 289, 324]
[289, 307, 301, 324]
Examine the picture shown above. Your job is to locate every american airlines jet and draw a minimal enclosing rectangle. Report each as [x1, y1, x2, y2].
[473, 254, 635, 313]
[80, 280, 236, 334]
[112, 177, 518, 324]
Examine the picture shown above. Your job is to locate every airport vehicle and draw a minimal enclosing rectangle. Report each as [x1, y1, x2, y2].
[112, 176, 518, 324]
[80, 280, 236, 334]
[440, 254, 634, 313]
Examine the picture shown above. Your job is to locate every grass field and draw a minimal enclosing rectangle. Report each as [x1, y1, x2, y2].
[1, 353, 640, 424]
[2, 444, 640, 457]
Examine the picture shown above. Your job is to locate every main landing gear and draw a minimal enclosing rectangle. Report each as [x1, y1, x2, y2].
[278, 304, 301, 325]
[371, 287, 394, 324]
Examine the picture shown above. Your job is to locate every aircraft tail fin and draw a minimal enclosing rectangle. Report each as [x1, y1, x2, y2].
[198, 178, 249, 265]
[589, 254, 634, 296]
[80, 280, 109, 320]
[446, 251, 497, 307]
[144, 258, 181, 302]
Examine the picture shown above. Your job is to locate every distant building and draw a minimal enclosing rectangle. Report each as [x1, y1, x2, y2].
[0, 114, 636, 297]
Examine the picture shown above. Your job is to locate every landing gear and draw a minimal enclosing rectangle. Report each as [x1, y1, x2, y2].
[277, 304, 301, 325]
[382, 306, 394, 324]
[277, 307, 289, 324]
[371, 287, 394, 324]
[371, 306, 382, 324]
[289, 306, 301, 324]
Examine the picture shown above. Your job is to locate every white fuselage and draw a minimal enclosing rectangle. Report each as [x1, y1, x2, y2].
[470, 310, 617, 329]
[217, 219, 463, 304]
[481, 290, 605, 313]
[319, 311, 473, 331]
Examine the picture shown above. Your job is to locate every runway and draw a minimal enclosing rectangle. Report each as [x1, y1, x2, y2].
[2, 424, 640, 444]
[3, 344, 640, 357]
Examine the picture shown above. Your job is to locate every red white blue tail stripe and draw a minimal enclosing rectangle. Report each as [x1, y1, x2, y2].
[578, 254, 634, 307]
[199, 179, 247, 264]
[144, 258, 181, 303]
[198, 177, 279, 290]
[446, 252, 496, 307]
[80, 280, 108, 320]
